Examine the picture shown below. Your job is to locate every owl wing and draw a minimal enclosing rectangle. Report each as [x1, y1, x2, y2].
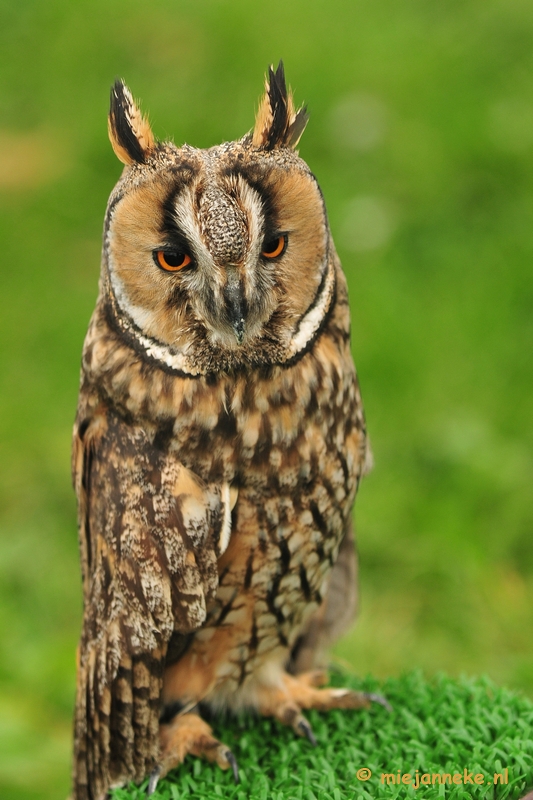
[72, 404, 230, 799]
[287, 521, 358, 674]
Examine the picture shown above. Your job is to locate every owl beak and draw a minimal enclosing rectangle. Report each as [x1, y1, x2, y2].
[224, 269, 246, 345]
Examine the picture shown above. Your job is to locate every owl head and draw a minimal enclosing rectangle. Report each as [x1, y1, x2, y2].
[103, 63, 336, 375]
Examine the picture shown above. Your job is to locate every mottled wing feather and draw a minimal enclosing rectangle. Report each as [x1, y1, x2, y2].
[287, 521, 358, 674]
[72, 406, 225, 800]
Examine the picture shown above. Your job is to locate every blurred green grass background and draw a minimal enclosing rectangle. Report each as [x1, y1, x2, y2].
[0, 1, 532, 798]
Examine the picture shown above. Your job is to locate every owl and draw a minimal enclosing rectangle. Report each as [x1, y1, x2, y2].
[71, 62, 387, 800]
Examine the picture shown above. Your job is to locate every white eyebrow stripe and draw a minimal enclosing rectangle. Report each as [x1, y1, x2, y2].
[239, 178, 264, 263]
[172, 187, 213, 268]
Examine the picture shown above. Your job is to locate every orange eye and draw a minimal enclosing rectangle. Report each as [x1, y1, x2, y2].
[155, 250, 192, 272]
[261, 234, 287, 259]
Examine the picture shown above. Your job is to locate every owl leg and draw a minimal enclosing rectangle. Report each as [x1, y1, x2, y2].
[148, 712, 239, 795]
[256, 672, 390, 743]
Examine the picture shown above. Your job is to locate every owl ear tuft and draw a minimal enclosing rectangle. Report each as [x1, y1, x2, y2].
[252, 61, 309, 150]
[108, 80, 156, 165]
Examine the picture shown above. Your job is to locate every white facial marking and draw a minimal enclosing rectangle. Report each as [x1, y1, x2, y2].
[219, 482, 233, 554]
[105, 171, 334, 375]
[108, 266, 158, 333]
[240, 179, 264, 286]
[286, 255, 335, 358]
[173, 187, 213, 270]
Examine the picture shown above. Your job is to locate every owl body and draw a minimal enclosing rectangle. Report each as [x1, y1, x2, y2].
[72, 65, 371, 800]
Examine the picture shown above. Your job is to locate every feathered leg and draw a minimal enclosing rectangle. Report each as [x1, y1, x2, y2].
[148, 712, 238, 795]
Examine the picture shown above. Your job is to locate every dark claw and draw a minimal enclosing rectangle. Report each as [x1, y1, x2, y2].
[297, 717, 318, 746]
[225, 749, 240, 784]
[364, 692, 392, 712]
[147, 765, 161, 795]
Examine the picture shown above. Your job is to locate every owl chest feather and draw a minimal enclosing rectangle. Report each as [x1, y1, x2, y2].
[161, 350, 364, 706]
[79, 287, 366, 707]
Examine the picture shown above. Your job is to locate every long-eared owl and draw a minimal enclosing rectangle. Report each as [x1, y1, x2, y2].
[72, 62, 383, 800]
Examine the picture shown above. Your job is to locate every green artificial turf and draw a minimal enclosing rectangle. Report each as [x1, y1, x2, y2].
[111, 672, 533, 800]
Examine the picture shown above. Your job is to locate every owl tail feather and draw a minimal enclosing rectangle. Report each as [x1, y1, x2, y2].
[72, 633, 165, 800]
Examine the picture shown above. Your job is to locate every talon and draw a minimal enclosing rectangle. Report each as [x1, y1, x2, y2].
[147, 765, 161, 795]
[297, 717, 317, 746]
[364, 692, 392, 712]
[225, 749, 240, 784]
[330, 688, 350, 698]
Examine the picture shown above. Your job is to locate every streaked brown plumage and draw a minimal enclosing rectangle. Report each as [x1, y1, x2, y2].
[72, 63, 382, 800]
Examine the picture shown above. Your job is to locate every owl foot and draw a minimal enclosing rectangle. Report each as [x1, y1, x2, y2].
[256, 672, 391, 743]
[147, 712, 239, 795]
[295, 669, 329, 688]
